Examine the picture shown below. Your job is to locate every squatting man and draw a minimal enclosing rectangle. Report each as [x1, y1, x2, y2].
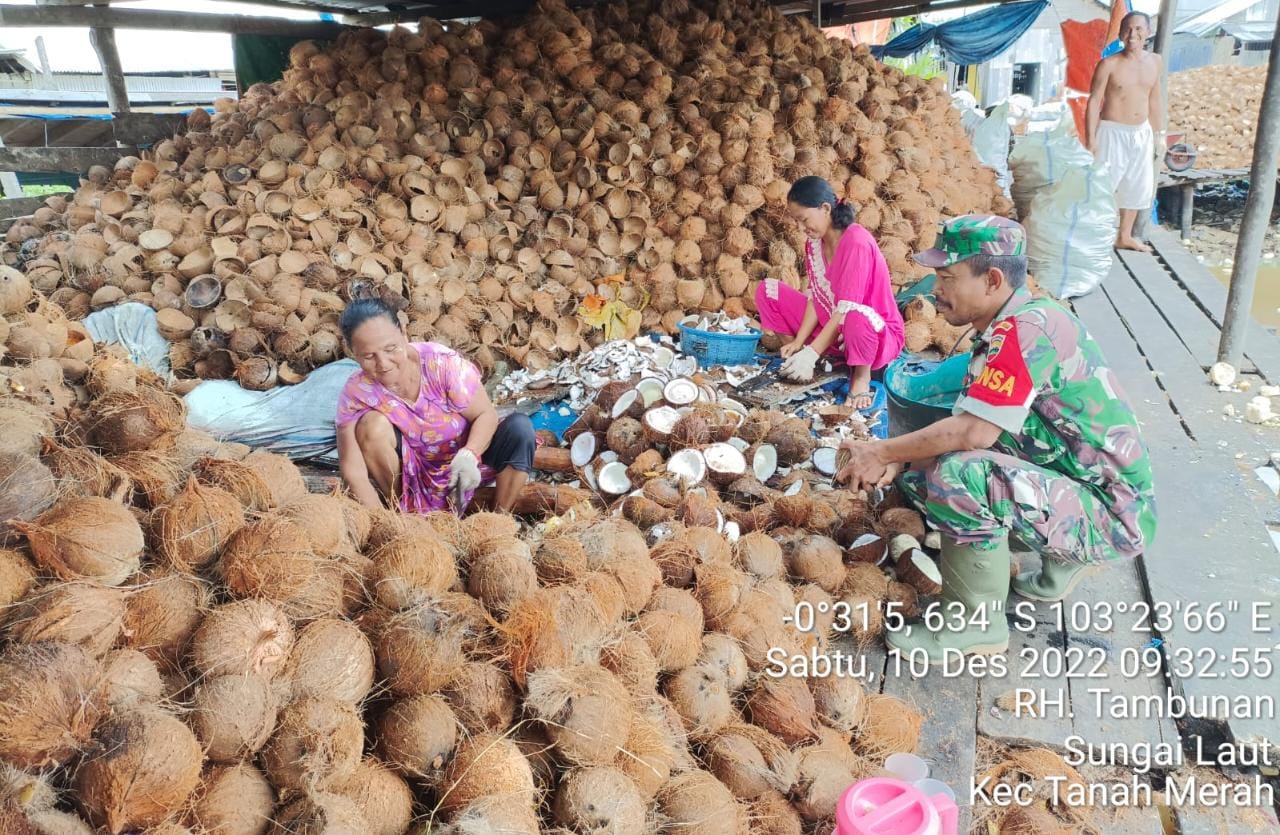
[836, 215, 1158, 661]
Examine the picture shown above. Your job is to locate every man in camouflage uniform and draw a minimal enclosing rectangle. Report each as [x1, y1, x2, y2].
[837, 215, 1157, 662]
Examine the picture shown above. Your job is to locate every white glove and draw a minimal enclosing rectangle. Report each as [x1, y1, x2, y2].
[447, 448, 482, 506]
[779, 346, 819, 382]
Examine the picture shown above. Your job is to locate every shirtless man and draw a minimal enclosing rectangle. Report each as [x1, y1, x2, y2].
[1085, 11, 1163, 253]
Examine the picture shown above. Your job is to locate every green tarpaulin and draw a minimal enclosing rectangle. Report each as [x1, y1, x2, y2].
[233, 34, 330, 91]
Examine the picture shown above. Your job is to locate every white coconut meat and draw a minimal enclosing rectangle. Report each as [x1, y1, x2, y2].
[663, 378, 699, 407]
[635, 378, 666, 407]
[1209, 361, 1237, 387]
[898, 549, 943, 596]
[643, 406, 681, 442]
[704, 443, 747, 484]
[666, 448, 707, 487]
[722, 521, 741, 543]
[582, 461, 599, 492]
[697, 384, 717, 404]
[889, 534, 922, 563]
[651, 346, 675, 369]
[599, 450, 619, 464]
[727, 437, 749, 453]
[848, 533, 888, 564]
[719, 397, 747, 416]
[648, 522, 678, 545]
[811, 447, 839, 477]
[597, 461, 633, 496]
[571, 432, 597, 468]
[752, 445, 778, 482]
[784, 479, 805, 497]
[611, 389, 641, 420]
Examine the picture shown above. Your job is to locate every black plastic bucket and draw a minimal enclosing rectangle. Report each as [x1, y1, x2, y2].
[883, 354, 970, 437]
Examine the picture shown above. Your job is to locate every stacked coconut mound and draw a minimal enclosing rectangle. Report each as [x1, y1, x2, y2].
[3, 0, 1007, 389]
[1169, 65, 1265, 170]
[0, 361, 951, 831]
[901, 295, 974, 356]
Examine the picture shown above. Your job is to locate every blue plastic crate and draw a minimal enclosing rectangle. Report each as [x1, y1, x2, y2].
[679, 322, 761, 367]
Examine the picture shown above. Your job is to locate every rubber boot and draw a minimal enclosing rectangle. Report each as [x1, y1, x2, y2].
[885, 536, 1011, 664]
[1012, 557, 1095, 602]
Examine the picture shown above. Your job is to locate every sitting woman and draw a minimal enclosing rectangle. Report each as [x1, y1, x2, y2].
[755, 175, 905, 408]
[335, 298, 535, 514]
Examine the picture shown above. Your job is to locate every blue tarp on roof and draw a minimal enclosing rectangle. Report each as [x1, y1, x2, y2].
[872, 0, 1050, 64]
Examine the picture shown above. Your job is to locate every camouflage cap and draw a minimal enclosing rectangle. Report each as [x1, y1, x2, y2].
[913, 215, 1026, 268]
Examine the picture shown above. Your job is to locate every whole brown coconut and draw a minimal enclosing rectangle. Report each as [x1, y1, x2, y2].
[526, 665, 634, 766]
[810, 673, 868, 733]
[458, 510, 518, 562]
[614, 712, 679, 801]
[999, 804, 1081, 835]
[189, 598, 295, 679]
[0, 548, 38, 627]
[269, 792, 367, 835]
[440, 662, 517, 736]
[697, 632, 750, 692]
[746, 676, 821, 745]
[375, 601, 468, 696]
[468, 545, 538, 617]
[747, 790, 804, 835]
[567, 518, 650, 566]
[853, 693, 923, 757]
[622, 494, 674, 529]
[12, 496, 142, 585]
[220, 515, 344, 621]
[194, 457, 275, 513]
[283, 618, 375, 704]
[86, 386, 185, 456]
[693, 561, 749, 629]
[188, 762, 275, 835]
[41, 439, 132, 500]
[786, 535, 846, 593]
[436, 734, 537, 817]
[10, 581, 125, 657]
[553, 766, 647, 835]
[448, 796, 540, 834]
[579, 570, 628, 624]
[369, 531, 460, 611]
[0, 642, 105, 769]
[101, 648, 164, 709]
[737, 532, 783, 576]
[663, 664, 734, 738]
[122, 569, 209, 669]
[649, 537, 699, 587]
[241, 449, 308, 508]
[600, 631, 661, 696]
[792, 743, 870, 823]
[0, 400, 54, 457]
[704, 722, 799, 801]
[376, 694, 458, 782]
[279, 493, 351, 554]
[678, 491, 721, 528]
[335, 491, 373, 552]
[533, 536, 591, 584]
[191, 674, 280, 763]
[656, 770, 746, 835]
[669, 412, 712, 451]
[771, 493, 812, 529]
[262, 696, 364, 792]
[75, 708, 203, 834]
[766, 418, 815, 466]
[151, 477, 245, 571]
[876, 507, 927, 541]
[502, 585, 611, 686]
[606, 416, 648, 464]
[330, 758, 414, 835]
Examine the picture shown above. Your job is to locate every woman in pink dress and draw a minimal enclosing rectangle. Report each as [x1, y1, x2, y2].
[755, 176, 905, 409]
[335, 298, 535, 514]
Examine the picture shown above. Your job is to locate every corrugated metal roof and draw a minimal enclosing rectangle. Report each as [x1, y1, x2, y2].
[1222, 20, 1277, 42]
[1174, 0, 1265, 36]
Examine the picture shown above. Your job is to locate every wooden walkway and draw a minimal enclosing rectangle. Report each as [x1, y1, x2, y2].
[857, 230, 1280, 833]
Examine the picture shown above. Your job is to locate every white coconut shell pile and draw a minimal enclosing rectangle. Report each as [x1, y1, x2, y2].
[1168, 65, 1265, 171]
[3, 0, 1007, 391]
[0, 345, 950, 833]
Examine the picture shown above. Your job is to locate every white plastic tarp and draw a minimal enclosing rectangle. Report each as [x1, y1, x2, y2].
[82, 302, 170, 375]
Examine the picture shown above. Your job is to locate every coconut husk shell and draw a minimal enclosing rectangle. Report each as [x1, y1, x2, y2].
[374, 600, 470, 696]
[0, 451, 57, 547]
[656, 770, 746, 835]
[468, 544, 538, 617]
[10, 581, 125, 657]
[745, 675, 821, 746]
[649, 537, 700, 588]
[187, 763, 276, 835]
[0, 400, 55, 457]
[194, 456, 275, 513]
[41, 438, 132, 500]
[733, 531, 784, 579]
[283, 617, 375, 705]
[278, 493, 351, 554]
[439, 661, 517, 736]
[375, 693, 458, 782]
[635, 593, 703, 672]
[853, 693, 922, 757]
[330, 758, 414, 835]
[189, 598, 295, 680]
[600, 631, 661, 697]
[99, 648, 162, 711]
[220, 515, 344, 621]
[876, 506, 927, 540]
[0, 641, 106, 770]
[150, 477, 245, 571]
[271, 792, 368, 835]
[261, 696, 364, 793]
[122, 569, 208, 671]
[553, 766, 647, 835]
[86, 386, 185, 456]
[704, 722, 799, 801]
[436, 734, 537, 817]
[663, 664, 734, 739]
[191, 674, 280, 763]
[526, 664, 633, 766]
[0, 548, 38, 628]
[747, 789, 804, 835]
[785, 535, 845, 593]
[765, 418, 815, 466]
[369, 529, 461, 611]
[74, 708, 203, 834]
[240, 449, 308, 508]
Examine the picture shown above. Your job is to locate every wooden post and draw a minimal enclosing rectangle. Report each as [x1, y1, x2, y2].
[1179, 183, 1194, 239]
[34, 35, 52, 82]
[1217, 12, 1280, 367]
[1138, 0, 1178, 238]
[89, 26, 129, 116]
[812, 0, 821, 29]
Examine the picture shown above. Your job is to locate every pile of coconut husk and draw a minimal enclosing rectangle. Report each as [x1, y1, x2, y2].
[2, 0, 1007, 391]
[1169, 65, 1265, 171]
[0, 343, 949, 834]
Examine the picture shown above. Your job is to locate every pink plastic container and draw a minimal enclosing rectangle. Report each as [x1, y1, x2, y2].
[832, 777, 959, 835]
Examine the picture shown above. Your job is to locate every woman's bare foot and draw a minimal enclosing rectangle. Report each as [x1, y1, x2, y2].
[849, 389, 874, 410]
[1116, 236, 1151, 253]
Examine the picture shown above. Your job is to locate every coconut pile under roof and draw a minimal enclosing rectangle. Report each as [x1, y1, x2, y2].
[2, 0, 1007, 390]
